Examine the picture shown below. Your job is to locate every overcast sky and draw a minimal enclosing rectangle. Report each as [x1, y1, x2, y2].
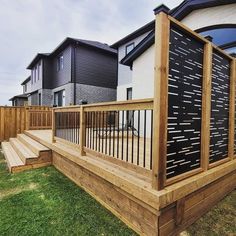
[0, 0, 182, 105]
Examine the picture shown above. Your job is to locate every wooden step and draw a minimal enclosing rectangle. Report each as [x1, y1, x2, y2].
[17, 134, 49, 156]
[2, 142, 24, 173]
[9, 138, 38, 164]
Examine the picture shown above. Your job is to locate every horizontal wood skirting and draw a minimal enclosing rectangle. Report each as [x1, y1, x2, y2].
[52, 151, 159, 236]
[159, 170, 236, 235]
[157, 159, 236, 208]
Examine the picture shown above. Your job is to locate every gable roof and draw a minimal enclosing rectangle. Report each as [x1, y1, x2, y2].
[112, 0, 236, 49]
[21, 76, 31, 85]
[170, 0, 236, 20]
[111, 20, 155, 49]
[121, 0, 236, 66]
[27, 37, 117, 69]
[9, 93, 29, 101]
[27, 53, 50, 69]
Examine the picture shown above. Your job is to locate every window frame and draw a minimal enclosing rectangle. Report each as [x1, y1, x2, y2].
[125, 43, 135, 55]
[57, 54, 64, 71]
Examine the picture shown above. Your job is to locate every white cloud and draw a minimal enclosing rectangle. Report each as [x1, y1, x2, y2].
[0, 0, 182, 105]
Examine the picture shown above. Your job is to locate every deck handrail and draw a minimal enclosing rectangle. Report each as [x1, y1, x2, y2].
[52, 99, 154, 172]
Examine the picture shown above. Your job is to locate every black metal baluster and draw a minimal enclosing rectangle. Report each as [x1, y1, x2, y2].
[105, 112, 108, 154]
[113, 111, 115, 157]
[126, 111, 129, 162]
[109, 111, 111, 156]
[131, 110, 134, 164]
[121, 111, 124, 161]
[102, 111, 104, 153]
[150, 110, 153, 170]
[117, 111, 119, 159]
[98, 112, 100, 152]
[137, 110, 140, 166]
[143, 110, 147, 168]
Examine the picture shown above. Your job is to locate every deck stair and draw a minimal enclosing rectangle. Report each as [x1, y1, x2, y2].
[1, 134, 52, 173]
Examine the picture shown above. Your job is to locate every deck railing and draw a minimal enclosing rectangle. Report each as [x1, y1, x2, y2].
[26, 109, 52, 130]
[52, 99, 154, 170]
[0, 106, 52, 142]
[53, 107, 80, 146]
[52, 12, 236, 190]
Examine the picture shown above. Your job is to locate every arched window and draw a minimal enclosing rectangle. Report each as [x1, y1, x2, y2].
[196, 24, 236, 54]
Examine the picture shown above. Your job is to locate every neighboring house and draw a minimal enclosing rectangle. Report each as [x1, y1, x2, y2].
[9, 76, 31, 106]
[113, 0, 236, 101]
[26, 38, 117, 106]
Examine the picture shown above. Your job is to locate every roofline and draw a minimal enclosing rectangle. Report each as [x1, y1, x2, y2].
[27, 37, 117, 70]
[27, 53, 49, 69]
[170, 0, 236, 20]
[121, 31, 154, 67]
[21, 76, 31, 85]
[111, 20, 155, 49]
[9, 93, 29, 101]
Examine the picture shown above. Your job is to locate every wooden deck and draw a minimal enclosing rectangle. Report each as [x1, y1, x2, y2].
[24, 129, 236, 235]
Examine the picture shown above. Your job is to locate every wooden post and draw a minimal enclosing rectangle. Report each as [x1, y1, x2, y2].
[52, 109, 56, 143]
[152, 12, 170, 190]
[79, 106, 86, 156]
[201, 43, 213, 171]
[228, 59, 236, 160]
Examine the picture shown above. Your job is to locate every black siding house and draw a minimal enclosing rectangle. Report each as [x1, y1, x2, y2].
[26, 38, 118, 106]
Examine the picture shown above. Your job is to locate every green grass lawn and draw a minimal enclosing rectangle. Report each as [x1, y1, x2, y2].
[0, 150, 235, 236]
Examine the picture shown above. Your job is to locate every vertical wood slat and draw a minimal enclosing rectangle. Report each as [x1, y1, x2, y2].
[201, 43, 213, 171]
[52, 110, 56, 143]
[228, 59, 236, 160]
[152, 12, 170, 190]
[80, 106, 86, 156]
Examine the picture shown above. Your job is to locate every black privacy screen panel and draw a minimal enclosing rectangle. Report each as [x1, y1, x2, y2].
[210, 51, 230, 163]
[167, 25, 204, 179]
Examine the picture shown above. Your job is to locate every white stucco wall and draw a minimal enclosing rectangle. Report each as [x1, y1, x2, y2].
[117, 31, 151, 101]
[181, 4, 236, 30]
[132, 44, 155, 100]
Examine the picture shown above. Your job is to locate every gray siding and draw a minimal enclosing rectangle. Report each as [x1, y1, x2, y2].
[51, 46, 72, 88]
[75, 46, 117, 89]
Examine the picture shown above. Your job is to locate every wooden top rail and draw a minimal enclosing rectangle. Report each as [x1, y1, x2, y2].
[168, 15, 235, 61]
[83, 98, 153, 112]
[53, 99, 154, 112]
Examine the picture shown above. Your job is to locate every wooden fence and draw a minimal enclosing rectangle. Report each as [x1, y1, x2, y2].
[0, 106, 52, 142]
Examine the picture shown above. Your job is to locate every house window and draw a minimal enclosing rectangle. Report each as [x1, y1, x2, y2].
[54, 90, 65, 107]
[127, 87, 132, 100]
[24, 84, 27, 93]
[34, 67, 37, 82]
[38, 61, 41, 80]
[57, 55, 64, 71]
[126, 43, 135, 55]
[38, 93, 41, 106]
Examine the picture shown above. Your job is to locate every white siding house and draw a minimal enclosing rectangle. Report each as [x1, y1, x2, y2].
[115, 1, 236, 101]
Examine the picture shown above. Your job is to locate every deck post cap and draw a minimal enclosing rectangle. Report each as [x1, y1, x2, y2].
[153, 4, 170, 15]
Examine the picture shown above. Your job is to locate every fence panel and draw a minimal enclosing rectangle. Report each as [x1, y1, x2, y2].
[0, 106, 51, 142]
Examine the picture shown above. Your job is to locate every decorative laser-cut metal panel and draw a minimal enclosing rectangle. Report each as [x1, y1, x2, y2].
[167, 25, 204, 179]
[210, 51, 230, 163]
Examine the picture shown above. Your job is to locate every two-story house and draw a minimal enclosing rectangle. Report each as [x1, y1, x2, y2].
[26, 37, 117, 106]
[113, 0, 236, 101]
[9, 76, 31, 106]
